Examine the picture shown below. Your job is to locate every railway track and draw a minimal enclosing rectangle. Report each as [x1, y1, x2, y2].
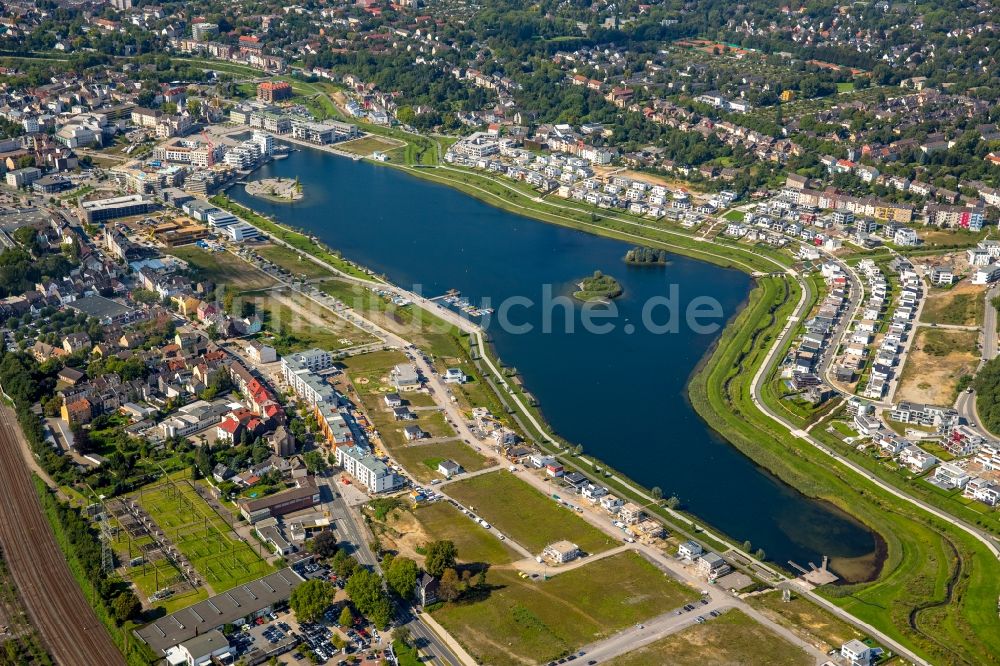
[0, 405, 126, 666]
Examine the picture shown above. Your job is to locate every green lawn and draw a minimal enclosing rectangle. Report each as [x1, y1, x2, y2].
[338, 135, 405, 156]
[445, 471, 618, 555]
[432, 551, 698, 664]
[133, 473, 274, 593]
[391, 439, 495, 483]
[405, 502, 518, 565]
[689, 275, 1000, 664]
[608, 609, 813, 666]
[166, 246, 276, 291]
[255, 244, 336, 279]
[209, 196, 378, 281]
[251, 291, 377, 354]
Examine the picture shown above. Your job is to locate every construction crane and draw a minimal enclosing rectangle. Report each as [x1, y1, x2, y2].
[200, 130, 216, 166]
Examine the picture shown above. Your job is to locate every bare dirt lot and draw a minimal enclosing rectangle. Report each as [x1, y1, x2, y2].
[896, 328, 979, 405]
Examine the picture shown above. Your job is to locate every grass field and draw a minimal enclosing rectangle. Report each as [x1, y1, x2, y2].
[251, 289, 377, 354]
[209, 195, 378, 281]
[389, 502, 518, 565]
[166, 246, 276, 291]
[134, 474, 274, 593]
[445, 471, 618, 555]
[338, 350, 460, 448]
[255, 244, 336, 279]
[391, 439, 494, 483]
[921, 283, 985, 326]
[338, 135, 405, 156]
[745, 590, 866, 653]
[689, 276, 1000, 664]
[432, 551, 698, 664]
[320, 280, 474, 360]
[608, 609, 813, 666]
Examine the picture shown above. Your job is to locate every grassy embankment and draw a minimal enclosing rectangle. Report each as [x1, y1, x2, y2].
[215, 112, 1000, 660]
[757, 273, 836, 428]
[208, 195, 377, 281]
[689, 275, 1000, 664]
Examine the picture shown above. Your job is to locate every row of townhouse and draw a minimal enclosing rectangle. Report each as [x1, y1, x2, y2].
[171, 37, 286, 72]
[785, 187, 914, 224]
[787, 266, 850, 397]
[851, 259, 920, 399]
[920, 445, 1000, 506]
[819, 155, 965, 207]
[889, 401, 960, 429]
[448, 136, 735, 224]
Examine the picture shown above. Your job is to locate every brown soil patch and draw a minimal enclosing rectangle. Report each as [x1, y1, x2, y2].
[381, 509, 429, 565]
[896, 328, 979, 405]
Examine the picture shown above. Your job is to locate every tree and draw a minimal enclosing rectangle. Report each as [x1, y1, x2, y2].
[338, 606, 354, 628]
[303, 450, 327, 474]
[290, 579, 334, 623]
[424, 540, 457, 578]
[345, 569, 394, 629]
[651, 486, 662, 500]
[385, 557, 419, 600]
[665, 496, 680, 509]
[437, 568, 461, 602]
[112, 590, 140, 624]
[312, 529, 338, 558]
[742, 540, 752, 552]
[755, 548, 766, 561]
[331, 550, 359, 579]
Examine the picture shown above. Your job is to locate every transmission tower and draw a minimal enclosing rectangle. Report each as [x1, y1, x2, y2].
[100, 516, 116, 575]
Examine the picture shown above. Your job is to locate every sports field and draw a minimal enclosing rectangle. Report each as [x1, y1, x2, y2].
[134, 474, 274, 593]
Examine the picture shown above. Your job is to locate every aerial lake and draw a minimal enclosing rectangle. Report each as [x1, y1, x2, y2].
[230, 146, 878, 577]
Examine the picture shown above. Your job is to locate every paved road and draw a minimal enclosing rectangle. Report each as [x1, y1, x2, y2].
[578, 596, 829, 666]
[0, 404, 126, 666]
[318, 472, 466, 666]
[489, 469, 828, 662]
[748, 272, 994, 666]
[983, 285, 999, 361]
[230, 190, 987, 663]
[954, 390, 990, 439]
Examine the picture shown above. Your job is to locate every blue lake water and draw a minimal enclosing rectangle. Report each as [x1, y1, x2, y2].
[229, 147, 877, 574]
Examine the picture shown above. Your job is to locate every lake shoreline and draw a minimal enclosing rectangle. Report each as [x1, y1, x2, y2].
[224, 141, 881, 575]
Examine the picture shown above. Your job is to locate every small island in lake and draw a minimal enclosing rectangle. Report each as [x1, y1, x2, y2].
[574, 270, 623, 302]
[624, 246, 669, 265]
[246, 176, 303, 202]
